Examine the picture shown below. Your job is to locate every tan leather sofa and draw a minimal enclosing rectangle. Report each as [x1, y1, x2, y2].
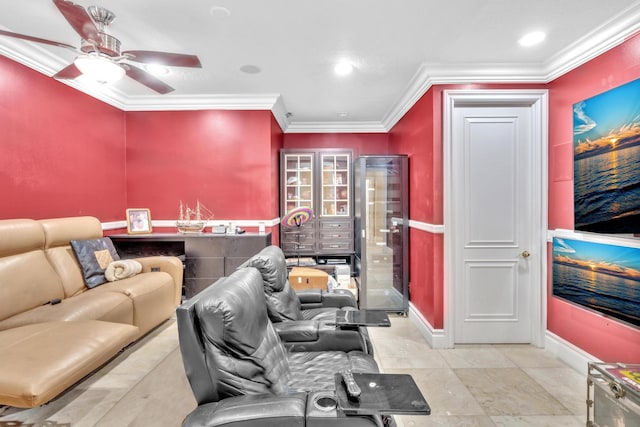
[0, 216, 183, 408]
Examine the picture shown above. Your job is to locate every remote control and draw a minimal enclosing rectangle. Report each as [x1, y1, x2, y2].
[341, 370, 361, 400]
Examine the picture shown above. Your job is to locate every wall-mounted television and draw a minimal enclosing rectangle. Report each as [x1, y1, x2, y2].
[552, 237, 640, 328]
[573, 78, 640, 233]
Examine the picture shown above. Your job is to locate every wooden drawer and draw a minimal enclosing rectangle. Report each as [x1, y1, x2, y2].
[282, 230, 316, 242]
[282, 242, 315, 253]
[320, 220, 353, 230]
[320, 230, 353, 240]
[318, 241, 353, 252]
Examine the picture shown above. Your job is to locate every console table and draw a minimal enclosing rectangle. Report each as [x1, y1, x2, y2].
[110, 233, 271, 298]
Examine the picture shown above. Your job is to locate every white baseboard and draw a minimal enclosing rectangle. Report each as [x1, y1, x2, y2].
[408, 302, 598, 373]
[408, 302, 449, 349]
[544, 330, 601, 375]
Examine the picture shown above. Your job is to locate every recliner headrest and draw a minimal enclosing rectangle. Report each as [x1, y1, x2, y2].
[196, 267, 268, 353]
[193, 267, 292, 397]
[241, 245, 288, 293]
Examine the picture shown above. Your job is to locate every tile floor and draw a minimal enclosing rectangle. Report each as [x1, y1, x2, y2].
[0, 315, 588, 427]
[369, 316, 587, 427]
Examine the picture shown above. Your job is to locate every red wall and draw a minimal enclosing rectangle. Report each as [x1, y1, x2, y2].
[125, 110, 279, 224]
[547, 33, 640, 362]
[0, 56, 126, 220]
[388, 89, 443, 327]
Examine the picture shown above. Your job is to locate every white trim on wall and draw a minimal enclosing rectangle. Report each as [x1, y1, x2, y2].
[548, 228, 640, 248]
[102, 217, 281, 231]
[408, 219, 444, 234]
[408, 302, 447, 349]
[545, 330, 601, 375]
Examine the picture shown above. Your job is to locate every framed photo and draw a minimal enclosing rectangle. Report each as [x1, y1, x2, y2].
[126, 208, 152, 234]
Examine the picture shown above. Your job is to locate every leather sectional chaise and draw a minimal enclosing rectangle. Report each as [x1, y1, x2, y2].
[0, 216, 183, 408]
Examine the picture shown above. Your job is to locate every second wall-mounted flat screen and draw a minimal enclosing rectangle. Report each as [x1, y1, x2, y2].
[574, 78, 640, 233]
[553, 237, 640, 328]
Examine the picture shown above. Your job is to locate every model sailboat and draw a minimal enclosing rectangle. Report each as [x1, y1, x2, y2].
[176, 200, 213, 233]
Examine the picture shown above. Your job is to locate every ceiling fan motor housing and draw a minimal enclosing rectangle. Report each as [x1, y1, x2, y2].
[81, 33, 120, 57]
[81, 6, 120, 56]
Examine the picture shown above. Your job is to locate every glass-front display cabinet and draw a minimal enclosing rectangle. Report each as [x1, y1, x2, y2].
[284, 153, 314, 213]
[321, 153, 351, 217]
[354, 155, 409, 313]
[280, 149, 353, 257]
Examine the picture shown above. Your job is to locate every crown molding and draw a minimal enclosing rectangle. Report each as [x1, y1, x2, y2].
[542, 1, 640, 81]
[3, 4, 640, 134]
[121, 93, 281, 112]
[285, 121, 388, 133]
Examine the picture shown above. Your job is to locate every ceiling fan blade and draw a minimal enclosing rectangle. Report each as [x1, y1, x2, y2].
[123, 50, 202, 68]
[53, 63, 82, 79]
[52, 0, 100, 45]
[0, 29, 77, 51]
[125, 64, 175, 94]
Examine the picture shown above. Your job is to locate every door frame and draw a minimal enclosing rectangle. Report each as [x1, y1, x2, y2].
[443, 89, 549, 348]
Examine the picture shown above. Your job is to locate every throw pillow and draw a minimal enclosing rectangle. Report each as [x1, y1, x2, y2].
[70, 237, 121, 288]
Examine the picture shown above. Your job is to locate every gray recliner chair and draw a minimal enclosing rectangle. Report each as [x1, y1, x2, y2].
[240, 245, 373, 354]
[177, 267, 392, 427]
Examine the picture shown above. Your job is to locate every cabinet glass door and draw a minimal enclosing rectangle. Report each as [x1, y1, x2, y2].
[321, 153, 350, 217]
[284, 154, 314, 213]
[355, 155, 408, 312]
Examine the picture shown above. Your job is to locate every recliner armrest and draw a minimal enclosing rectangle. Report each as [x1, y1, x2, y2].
[183, 392, 383, 427]
[298, 289, 357, 309]
[282, 320, 368, 353]
[135, 255, 184, 305]
[274, 320, 319, 342]
[296, 289, 323, 304]
[183, 393, 307, 427]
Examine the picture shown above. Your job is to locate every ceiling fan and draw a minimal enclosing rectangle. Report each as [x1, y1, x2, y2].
[0, 0, 202, 94]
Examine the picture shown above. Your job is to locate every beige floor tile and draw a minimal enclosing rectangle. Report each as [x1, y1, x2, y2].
[398, 415, 495, 427]
[439, 348, 517, 369]
[398, 415, 496, 426]
[455, 368, 571, 416]
[523, 367, 588, 416]
[498, 346, 568, 368]
[94, 349, 196, 427]
[491, 415, 585, 426]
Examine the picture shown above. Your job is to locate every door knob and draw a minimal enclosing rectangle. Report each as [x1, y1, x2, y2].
[520, 250, 530, 258]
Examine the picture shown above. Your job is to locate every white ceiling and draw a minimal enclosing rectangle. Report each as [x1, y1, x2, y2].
[2, 0, 640, 133]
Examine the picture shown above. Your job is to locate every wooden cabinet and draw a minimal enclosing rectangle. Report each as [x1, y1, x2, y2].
[280, 149, 353, 257]
[110, 233, 271, 299]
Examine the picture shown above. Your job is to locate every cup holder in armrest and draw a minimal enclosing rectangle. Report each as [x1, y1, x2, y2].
[313, 393, 337, 411]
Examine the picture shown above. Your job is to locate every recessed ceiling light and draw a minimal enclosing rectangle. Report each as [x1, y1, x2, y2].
[240, 64, 261, 74]
[334, 61, 353, 76]
[518, 31, 546, 47]
[337, 112, 349, 118]
[209, 6, 231, 17]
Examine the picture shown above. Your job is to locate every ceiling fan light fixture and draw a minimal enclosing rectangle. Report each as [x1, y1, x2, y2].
[144, 64, 170, 76]
[74, 54, 125, 84]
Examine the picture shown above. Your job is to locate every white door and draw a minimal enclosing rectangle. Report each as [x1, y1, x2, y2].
[445, 90, 547, 345]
